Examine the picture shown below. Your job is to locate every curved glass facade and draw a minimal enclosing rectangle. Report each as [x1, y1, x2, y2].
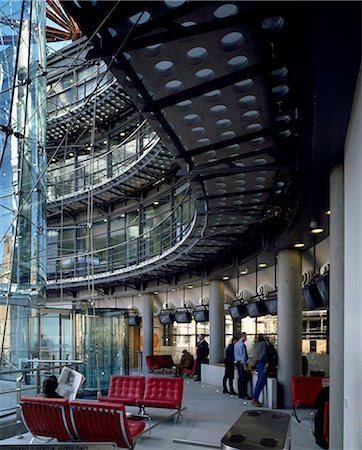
[47, 120, 158, 201]
[47, 182, 194, 281]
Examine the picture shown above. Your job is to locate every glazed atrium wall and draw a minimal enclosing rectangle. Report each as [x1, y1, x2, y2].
[0, 0, 47, 369]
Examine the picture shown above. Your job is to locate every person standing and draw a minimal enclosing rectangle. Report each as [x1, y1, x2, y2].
[251, 334, 269, 407]
[195, 333, 209, 381]
[234, 332, 251, 399]
[223, 336, 237, 394]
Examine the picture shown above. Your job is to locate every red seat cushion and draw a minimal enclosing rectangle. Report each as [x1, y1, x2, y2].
[20, 396, 74, 441]
[70, 400, 145, 449]
[142, 376, 183, 409]
[291, 376, 325, 407]
[106, 375, 145, 405]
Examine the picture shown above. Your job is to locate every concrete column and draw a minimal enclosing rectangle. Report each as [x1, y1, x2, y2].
[209, 280, 225, 364]
[343, 70, 361, 450]
[277, 249, 302, 408]
[142, 293, 154, 373]
[329, 164, 344, 450]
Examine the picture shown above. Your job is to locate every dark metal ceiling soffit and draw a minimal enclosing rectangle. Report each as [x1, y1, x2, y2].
[60, 0, 302, 273]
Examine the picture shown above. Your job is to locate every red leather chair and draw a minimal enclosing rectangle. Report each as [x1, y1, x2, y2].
[140, 376, 184, 421]
[182, 359, 197, 378]
[291, 376, 325, 422]
[70, 400, 145, 449]
[98, 375, 145, 407]
[20, 396, 74, 444]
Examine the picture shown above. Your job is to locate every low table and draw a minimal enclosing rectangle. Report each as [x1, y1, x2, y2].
[221, 410, 291, 450]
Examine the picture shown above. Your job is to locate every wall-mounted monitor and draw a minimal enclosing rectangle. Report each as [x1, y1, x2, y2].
[316, 273, 329, 306]
[175, 308, 192, 323]
[158, 310, 175, 325]
[229, 302, 248, 319]
[246, 299, 268, 318]
[193, 306, 209, 322]
[128, 315, 142, 326]
[302, 282, 324, 309]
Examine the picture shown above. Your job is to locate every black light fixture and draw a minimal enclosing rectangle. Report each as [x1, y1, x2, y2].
[301, 237, 325, 309]
[315, 262, 329, 306]
[128, 295, 142, 326]
[263, 255, 278, 315]
[193, 283, 209, 322]
[245, 257, 268, 318]
[229, 267, 248, 319]
[157, 289, 175, 325]
[175, 286, 192, 323]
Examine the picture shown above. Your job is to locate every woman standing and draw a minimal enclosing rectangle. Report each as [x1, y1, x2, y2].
[223, 336, 238, 394]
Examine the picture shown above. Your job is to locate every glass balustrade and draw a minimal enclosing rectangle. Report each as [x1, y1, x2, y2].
[46, 120, 158, 201]
[47, 185, 196, 281]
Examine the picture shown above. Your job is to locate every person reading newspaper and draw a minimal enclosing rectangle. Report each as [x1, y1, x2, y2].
[56, 367, 84, 400]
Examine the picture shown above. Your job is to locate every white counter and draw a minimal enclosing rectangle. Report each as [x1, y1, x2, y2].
[201, 363, 277, 409]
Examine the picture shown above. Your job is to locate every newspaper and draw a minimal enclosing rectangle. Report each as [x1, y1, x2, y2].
[56, 367, 84, 400]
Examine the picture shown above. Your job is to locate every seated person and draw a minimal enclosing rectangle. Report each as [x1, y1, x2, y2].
[175, 349, 194, 377]
[38, 375, 63, 398]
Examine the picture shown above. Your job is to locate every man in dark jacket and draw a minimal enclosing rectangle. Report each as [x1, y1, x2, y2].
[195, 334, 209, 381]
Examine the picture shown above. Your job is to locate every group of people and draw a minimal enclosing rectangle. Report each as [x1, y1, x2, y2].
[223, 332, 277, 407]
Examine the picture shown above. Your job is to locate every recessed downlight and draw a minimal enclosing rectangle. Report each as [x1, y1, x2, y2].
[311, 228, 324, 234]
[258, 263, 267, 268]
[240, 269, 248, 275]
[294, 243, 305, 248]
[222, 276, 230, 280]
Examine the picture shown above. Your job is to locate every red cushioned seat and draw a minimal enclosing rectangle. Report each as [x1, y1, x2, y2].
[98, 375, 145, 406]
[70, 400, 145, 449]
[141, 376, 183, 410]
[291, 376, 325, 422]
[20, 396, 74, 442]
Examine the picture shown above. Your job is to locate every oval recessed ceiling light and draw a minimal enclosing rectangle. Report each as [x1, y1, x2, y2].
[222, 276, 230, 280]
[240, 269, 248, 275]
[258, 263, 267, 268]
[294, 243, 305, 248]
[311, 228, 324, 234]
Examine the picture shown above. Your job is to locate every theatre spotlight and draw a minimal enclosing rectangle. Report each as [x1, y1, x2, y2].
[229, 301, 248, 319]
[315, 262, 329, 306]
[128, 311, 142, 326]
[301, 270, 324, 309]
[245, 295, 268, 318]
[263, 291, 278, 315]
[175, 307, 192, 323]
[193, 305, 209, 322]
[158, 309, 175, 325]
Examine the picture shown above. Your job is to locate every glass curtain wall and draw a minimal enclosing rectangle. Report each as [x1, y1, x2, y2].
[0, 0, 47, 369]
[47, 183, 195, 280]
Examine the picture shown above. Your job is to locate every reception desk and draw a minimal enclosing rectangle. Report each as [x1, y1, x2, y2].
[201, 363, 277, 409]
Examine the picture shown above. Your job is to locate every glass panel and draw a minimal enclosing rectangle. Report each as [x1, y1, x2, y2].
[76, 308, 129, 391]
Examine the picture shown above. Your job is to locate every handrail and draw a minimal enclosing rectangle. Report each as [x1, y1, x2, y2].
[0, 361, 85, 437]
[47, 120, 159, 202]
[46, 187, 195, 280]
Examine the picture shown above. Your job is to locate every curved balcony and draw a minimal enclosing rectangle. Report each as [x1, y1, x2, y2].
[46, 185, 204, 288]
[47, 120, 174, 209]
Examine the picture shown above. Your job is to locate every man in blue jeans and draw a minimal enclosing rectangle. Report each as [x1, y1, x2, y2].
[234, 332, 251, 400]
[251, 334, 269, 407]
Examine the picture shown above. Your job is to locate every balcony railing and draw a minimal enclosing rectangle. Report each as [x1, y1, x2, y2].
[47, 188, 196, 282]
[47, 120, 159, 202]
